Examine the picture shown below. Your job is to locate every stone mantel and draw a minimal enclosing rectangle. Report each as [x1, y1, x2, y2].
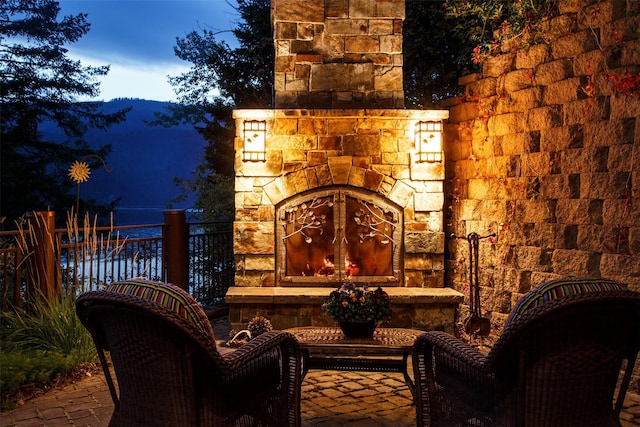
[233, 108, 450, 120]
[226, 286, 463, 303]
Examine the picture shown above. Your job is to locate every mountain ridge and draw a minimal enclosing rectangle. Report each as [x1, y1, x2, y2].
[43, 99, 207, 224]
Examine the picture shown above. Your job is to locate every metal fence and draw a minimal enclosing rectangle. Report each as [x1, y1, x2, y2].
[189, 222, 235, 307]
[0, 212, 233, 311]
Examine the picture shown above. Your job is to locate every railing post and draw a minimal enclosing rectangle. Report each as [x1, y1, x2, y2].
[26, 211, 58, 307]
[164, 210, 189, 291]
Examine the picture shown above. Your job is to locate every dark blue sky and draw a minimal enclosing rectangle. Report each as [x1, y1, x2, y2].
[58, 0, 238, 101]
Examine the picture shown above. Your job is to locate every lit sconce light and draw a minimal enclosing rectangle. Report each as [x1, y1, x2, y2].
[415, 121, 443, 163]
[243, 120, 266, 162]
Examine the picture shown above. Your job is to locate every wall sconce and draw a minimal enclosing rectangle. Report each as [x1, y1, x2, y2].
[243, 120, 266, 162]
[415, 121, 443, 163]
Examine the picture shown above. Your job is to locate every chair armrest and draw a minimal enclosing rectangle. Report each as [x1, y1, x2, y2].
[220, 331, 301, 390]
[222, 331, 300, 371]
[414, 331, 488, 370]
[413, 331, 498, 427]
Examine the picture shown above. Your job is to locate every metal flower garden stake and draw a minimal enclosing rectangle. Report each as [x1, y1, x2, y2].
[68, 155, 111, 213]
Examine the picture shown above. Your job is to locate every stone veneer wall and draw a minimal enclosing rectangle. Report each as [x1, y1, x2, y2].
[272, 0, 405, 109]
[445, 0, 639, 335]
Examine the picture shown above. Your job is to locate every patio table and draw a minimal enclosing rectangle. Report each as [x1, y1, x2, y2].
[285, 326, 424, 399]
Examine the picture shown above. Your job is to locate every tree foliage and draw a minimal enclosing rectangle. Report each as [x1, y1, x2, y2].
[159, 0, 272, 221]
[404, 0, 558, 107]
[0, 0, 128, 227]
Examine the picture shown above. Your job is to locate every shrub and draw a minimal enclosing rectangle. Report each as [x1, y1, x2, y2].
[0, 291, 96, 408]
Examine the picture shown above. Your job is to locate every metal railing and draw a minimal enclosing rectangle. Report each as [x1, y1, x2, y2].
[57, 223, 166, 294]
[189, 222, 234, 307]
[0, 211, 233, 311]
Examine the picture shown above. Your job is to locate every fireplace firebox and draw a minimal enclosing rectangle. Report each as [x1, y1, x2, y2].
[277, 187, 403, 286]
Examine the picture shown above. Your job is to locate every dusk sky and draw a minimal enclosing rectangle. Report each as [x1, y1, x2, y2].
[58, 0, 239, 102]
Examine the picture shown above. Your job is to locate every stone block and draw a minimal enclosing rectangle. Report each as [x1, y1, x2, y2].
[379, 34, 402, 53]
[273, 0, 324, 22]
[577, 224, 607, 251]
[327, 118, 358, 135]
[275, 22, 298, 40]
[599, 253, 639, 280]
[326, 0, 349, 18]
[555, 199, 591, 224]
[574, 49, 608, 76]
[245, 255, 275, 271]
[620, 39, 640, 67]
[328, 156, 352, 184]
[381, 152, 409, 165]
[603, 199, 637, 227]
[364, 169, 384, 190]
[488, 112, 524, 136]
[540, 174, 571, 199]
[515, 44, 551, 69]
[505, 87, 543, 113]
[311, 63, 374, 91]
[343, 134, 381, 155]
[483, 53, 515, 77]
[504, 69, 534, 92]
[543, 77, 582, 105]
[404, 270, 423, 288]
[517, 199, 553, 223]
[551, 249, 600, 276]
[314, 164, 333, 186]
[375, 0, 405, 19]
[608, 143, 634, 172]
[578, 1, 627, 31]
[449, 102, 479, 122]
[409, 161, 445, 181]
[552, 30, 599, 59]
[291, 40, 314, 54]
[549, 13, 578, 36]
[243, 191, 262, 208]
[414, 192, 444, 212]
[369, 19, 394, 35]
[294, 63, 311, 81]
[285, 75, 309, 92]
[459, 199, 482, 221]
[347, 165, 366, 187]
[540, 126, 569, 152]
[275, 55, 296, 73]
[345, 35, 379, 53]
[526, 105, 563, 130]
[610, 89, 640, 119]
[374, 66, 403, 91]
[325, 18, 368, 35]
[387, 179, 412, 207]
[466, 78, 497, 98]
[535, 58, 574, 85]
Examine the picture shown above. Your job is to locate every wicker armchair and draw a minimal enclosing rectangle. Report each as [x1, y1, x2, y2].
[76, 279, 302, 427]
[413, 278, 640, 427]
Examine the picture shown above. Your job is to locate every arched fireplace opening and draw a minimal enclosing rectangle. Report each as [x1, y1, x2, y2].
[276, 186, 403, 287]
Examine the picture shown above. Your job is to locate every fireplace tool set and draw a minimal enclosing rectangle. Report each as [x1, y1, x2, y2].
[453, 232, 496, 345]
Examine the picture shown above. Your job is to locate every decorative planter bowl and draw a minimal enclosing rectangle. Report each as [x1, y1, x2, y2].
[338, 320, 377, 338]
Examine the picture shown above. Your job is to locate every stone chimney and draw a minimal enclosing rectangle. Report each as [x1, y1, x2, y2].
[272, 0, 405, 109]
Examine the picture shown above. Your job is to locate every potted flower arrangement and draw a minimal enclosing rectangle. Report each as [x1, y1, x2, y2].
[322, 281, 391, 338]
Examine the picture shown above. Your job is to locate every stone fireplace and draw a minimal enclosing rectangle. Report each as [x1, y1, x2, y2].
[226, 0, 463, 332]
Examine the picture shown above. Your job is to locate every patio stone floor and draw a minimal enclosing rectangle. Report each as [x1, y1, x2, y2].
[1, 316, 638, 426]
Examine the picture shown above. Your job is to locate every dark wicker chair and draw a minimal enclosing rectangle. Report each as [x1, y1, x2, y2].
[76, 279, 302, 427]
[413, 278, 640, 427]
